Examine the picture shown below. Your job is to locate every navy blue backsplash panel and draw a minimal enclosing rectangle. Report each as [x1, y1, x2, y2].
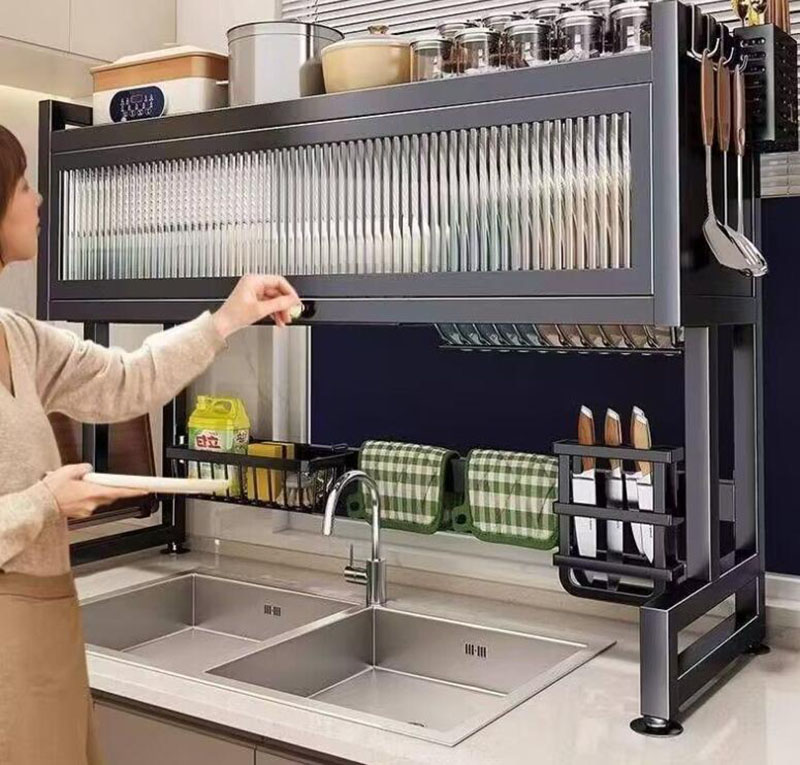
[312, 201, 792, 573]
[762, 198, 800, 575]
[311, 324, 685, 462]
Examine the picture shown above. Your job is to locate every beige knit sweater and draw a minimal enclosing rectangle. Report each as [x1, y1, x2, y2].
[0, 309, 226, 576]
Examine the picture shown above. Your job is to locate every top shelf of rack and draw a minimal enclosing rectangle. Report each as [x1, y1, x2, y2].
[38, 2, 761, 328]
[52, 53, 654, 156]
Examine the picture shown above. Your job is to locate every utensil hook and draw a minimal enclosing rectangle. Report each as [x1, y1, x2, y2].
[721, 32, 737, 67]
[737, 54, 749, 73]
[689, 7, 720, 61]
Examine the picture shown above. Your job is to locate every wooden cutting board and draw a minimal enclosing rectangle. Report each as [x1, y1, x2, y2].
[49, 413, 159, 524]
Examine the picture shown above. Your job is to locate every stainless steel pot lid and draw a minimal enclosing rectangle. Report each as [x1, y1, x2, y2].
[226, 20, 344, 44]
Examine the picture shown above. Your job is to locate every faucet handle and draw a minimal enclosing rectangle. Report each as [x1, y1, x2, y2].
[344, 543, 368, 588]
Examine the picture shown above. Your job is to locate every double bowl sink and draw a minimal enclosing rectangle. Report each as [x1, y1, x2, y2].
[82, 572, 611, 745]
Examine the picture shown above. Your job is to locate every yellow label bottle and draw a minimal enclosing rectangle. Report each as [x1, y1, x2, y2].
[187, 396, 250, 495]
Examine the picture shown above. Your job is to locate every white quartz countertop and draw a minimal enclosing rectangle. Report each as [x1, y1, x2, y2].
[76, 551, 800, 765]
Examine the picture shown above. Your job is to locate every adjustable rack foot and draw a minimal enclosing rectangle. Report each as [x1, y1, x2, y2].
[630, 717, 683, 737]
[161, 541, 189, 555]
[745, 642, 771, 656]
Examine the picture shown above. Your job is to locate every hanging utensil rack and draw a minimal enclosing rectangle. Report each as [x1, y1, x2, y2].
[38, 1, 782, 740]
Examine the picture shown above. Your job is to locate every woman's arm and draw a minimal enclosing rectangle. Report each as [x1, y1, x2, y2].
[0, 482, 59, 568]
[29, 311, 226, 423]
[18, 275, 300, 424]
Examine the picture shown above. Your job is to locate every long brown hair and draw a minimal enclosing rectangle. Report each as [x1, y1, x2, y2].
[0, 125, 26, 223]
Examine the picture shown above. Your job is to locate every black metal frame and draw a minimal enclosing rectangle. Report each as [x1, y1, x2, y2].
[42, 0, 768, 735]
[69, 369, 189, 566]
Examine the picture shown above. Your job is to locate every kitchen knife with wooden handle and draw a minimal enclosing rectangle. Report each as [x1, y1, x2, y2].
[631, 406, 652, 476]
[631, 407, 654, 563]
[605, 409, 625, 581]
[605, 409, 623, 471]
[578, 406, 596, 472]
[575, 407, 598, 580]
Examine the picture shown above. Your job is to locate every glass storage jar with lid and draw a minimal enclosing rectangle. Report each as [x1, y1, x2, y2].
[411, 34, 454, 80]
[482, 12, 525, 31]
[437, 20, 470, 39]
[505, 18, 554, 67]
[581, 0, 612, 51]
[609, 1, 652, 53]
[529, 1, 573, 22]
[555, 10, 605, 61]
[453, 26, 503, 74]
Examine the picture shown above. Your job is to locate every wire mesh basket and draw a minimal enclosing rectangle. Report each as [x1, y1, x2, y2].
[165, 442, 358, 513]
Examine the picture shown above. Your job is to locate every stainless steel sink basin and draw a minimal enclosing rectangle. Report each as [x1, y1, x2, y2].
[83, 574, 611, 745]
[208, 606, 612, 745]
[82, 573, 355, 675]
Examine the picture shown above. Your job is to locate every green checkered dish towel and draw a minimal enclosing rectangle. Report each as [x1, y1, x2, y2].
[349, 441, 458, 533]
[458, 449, 559, 549]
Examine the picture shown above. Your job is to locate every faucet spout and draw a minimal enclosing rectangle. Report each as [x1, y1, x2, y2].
[322, 470, 386, 606]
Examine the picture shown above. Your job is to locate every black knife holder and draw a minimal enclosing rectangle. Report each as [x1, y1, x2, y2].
[735, 24, 798, 154]
[552, 440, 686, 607]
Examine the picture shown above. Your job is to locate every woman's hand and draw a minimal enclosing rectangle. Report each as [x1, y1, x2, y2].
[43, 464, 147, 520]
[212, 275, 302, 340]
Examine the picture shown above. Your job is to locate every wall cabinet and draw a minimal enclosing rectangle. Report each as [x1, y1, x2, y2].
[0, 0, 70, 51]
[69, 0, 177, 62]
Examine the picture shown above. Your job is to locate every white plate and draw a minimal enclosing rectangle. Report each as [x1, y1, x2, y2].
[83, 473, 230, 495]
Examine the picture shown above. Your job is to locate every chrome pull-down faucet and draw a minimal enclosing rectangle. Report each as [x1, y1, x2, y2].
[322, 470, 386, 606]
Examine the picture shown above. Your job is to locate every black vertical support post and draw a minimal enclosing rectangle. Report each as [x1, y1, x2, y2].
[161, 320, 190, 555]
[82, 322, 110, 472]
[38, 100, 92, 322]
[683, 326, 720, 582]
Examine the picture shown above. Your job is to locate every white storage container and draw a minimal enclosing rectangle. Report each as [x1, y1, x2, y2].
[91, 46, 228, 125]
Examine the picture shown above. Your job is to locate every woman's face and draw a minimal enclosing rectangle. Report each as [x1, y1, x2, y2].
[0, 176, 42, 265]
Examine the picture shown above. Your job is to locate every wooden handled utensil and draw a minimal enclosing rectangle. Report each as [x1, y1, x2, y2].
[733, 62, 747, 234]
[717, 58, 732, 225]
